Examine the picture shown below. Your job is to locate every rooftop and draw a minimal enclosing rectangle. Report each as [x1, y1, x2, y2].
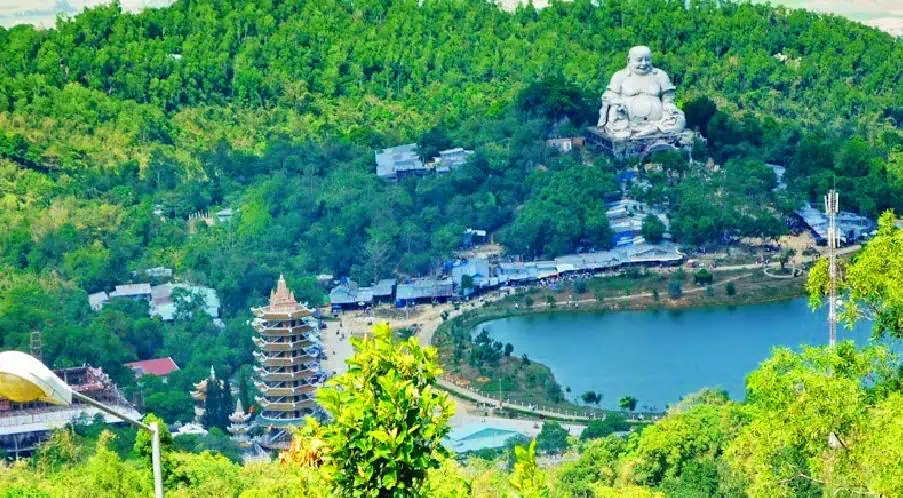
[443, 423, 528, 454]
[125, 357, 180, 377]
[375, 143, 425, 178]
[88, 292, 109, 310]
[396, 277, 454, 301]
[110, 283, 152, 297]
[148, 283, 221, 320]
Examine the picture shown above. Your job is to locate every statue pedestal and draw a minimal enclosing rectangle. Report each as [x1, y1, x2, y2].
[586, 127, 701, 161]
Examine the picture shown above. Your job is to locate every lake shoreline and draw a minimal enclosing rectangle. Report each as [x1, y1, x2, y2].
[460, 270, 809, 327]
[433, 272, 809, 411]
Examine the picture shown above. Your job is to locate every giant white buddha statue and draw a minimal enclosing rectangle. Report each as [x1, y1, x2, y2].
[598, 46, 686, 138]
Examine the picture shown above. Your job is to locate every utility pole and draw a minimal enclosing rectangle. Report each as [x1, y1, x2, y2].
[824, 190, 839, 347]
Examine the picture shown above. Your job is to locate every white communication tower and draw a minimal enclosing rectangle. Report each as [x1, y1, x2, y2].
[824, 190, 839, 347]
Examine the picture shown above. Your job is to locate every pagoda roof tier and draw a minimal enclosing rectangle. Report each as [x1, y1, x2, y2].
[254, 354, 319, 368]
[254, 364, 319, 375]
[252, 323, 316, 336]
[254, 346, 321, 358]
[252, 308, 313, 320]
[256, 397, 316, 413]
[194, 406, 205, 416]
[229, 413, 252, 424]
[253, 383, 317, 397]
[254, 369, 320, 383]
[229, 423, 250, 432]
[257, 415, 307, 427]
[251, 336, 319, 352]
[251, 271, 313, 317]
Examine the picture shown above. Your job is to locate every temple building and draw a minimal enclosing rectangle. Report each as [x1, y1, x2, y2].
[0, 365, 140, 459]
[252, 275, 325, 451]
[228, 399, 253, 451]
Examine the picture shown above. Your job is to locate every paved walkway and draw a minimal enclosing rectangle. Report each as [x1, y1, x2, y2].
[437, 379, 595, 422]
[437, 378, 664, 423]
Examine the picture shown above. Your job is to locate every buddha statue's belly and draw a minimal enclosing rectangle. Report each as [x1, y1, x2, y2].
[626, 94, 663, 122]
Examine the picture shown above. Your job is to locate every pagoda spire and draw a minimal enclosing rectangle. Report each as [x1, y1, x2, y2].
[269, 273, 298, 310]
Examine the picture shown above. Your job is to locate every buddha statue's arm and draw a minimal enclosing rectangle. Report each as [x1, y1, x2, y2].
[604, 70, 627, 101]
[657, 71, 678, 107]
[598, 71, 625, 128]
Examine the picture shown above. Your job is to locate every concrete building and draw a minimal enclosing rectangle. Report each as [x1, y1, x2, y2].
[545, 137, 585, 153]
[435, 148, 475, 173]
[88, 291, 109, 311]
[90, 281, 221, 323]
[149, 283, 221, 321]
[375, 143, 426, 180]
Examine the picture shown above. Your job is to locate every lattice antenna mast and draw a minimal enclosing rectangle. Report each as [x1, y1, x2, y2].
[824, 190, 839, 347]
[30, 330, 42, 362]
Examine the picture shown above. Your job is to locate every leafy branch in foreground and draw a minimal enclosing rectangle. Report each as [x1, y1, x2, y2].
[289, 322, 453, 498]
[807, 211, 903, 338]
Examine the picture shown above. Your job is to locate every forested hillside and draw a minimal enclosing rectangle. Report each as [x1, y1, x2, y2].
[1, 0, 902, 393]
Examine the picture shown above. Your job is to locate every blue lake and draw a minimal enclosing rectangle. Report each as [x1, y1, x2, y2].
[475, 298, 896, 411]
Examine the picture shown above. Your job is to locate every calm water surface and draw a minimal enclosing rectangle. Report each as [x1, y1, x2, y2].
[476, 298, 893, 411]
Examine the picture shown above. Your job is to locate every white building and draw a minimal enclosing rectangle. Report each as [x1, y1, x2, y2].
[375, 143, 426, 180]
[435, 148, 475, 173]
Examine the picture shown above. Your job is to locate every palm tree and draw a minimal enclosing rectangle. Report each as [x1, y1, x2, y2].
[619, 395, 638, 412]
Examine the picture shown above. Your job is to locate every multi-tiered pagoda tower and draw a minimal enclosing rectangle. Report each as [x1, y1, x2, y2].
[227, 399, 253, 451]
[252, 274, 324, 450]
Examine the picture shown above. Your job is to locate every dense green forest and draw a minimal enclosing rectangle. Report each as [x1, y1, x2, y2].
[0, 0, 902, 416]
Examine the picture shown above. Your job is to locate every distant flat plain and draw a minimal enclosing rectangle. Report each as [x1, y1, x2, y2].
[496, 0, 903, 36]
[0, 1, 900, 36]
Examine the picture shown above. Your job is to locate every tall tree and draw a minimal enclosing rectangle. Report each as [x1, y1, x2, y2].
[306, 323, 453, 496]
[203, 377, 222, 430]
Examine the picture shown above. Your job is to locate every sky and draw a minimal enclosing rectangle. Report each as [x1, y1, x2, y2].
[0, 0, 901, 36]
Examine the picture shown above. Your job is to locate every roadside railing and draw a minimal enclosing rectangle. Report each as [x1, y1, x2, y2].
[436, 378, 664, 423]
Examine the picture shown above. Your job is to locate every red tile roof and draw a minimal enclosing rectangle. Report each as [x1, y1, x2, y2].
[125, 357, 180, 377]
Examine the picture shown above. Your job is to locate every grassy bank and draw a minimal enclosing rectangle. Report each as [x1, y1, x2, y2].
[433, 267, 808, 411]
